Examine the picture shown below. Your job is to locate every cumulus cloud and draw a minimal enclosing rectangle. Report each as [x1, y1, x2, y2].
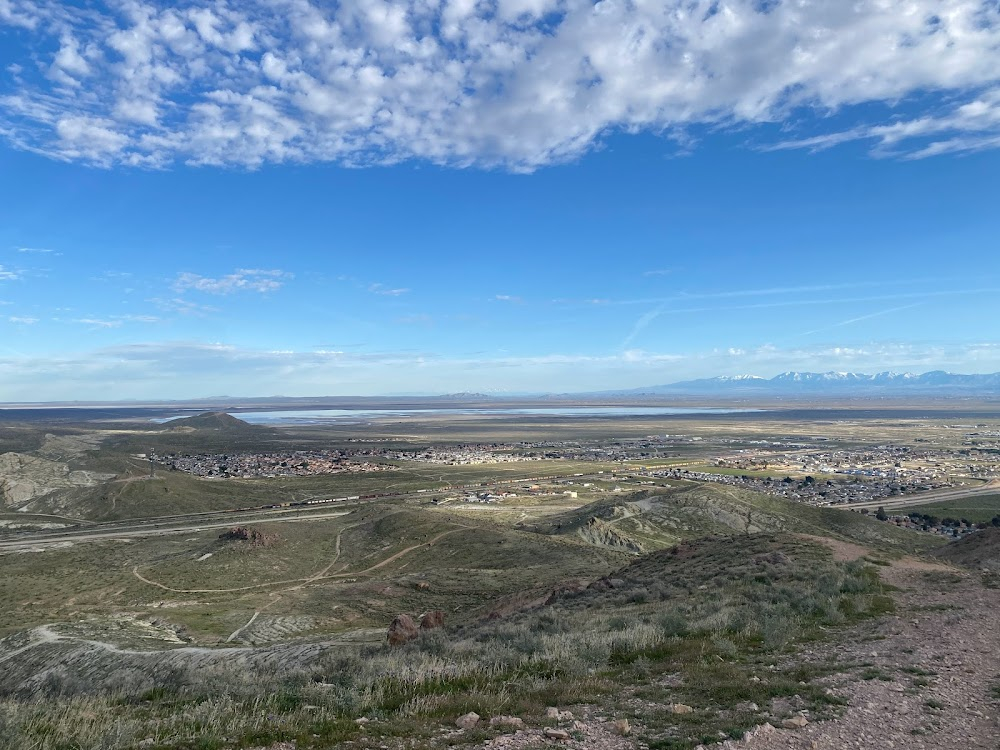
[0, 0, 998, 169]
[172, 268, 291, 294]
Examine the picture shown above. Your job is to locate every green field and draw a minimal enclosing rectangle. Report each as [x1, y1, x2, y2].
[895, 493, 1000, 524]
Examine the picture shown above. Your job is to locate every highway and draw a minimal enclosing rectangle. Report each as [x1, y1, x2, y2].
[0, 470, 604, 552]
[5, 469, 993, 552]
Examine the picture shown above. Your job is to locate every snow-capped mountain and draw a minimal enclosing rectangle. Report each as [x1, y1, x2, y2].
[605, 371, 1000, 396]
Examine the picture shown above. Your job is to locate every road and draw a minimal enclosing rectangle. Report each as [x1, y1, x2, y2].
[6, 468, 988, 552]
[0, 470, 602, 552]
[0, 509, 353, 551]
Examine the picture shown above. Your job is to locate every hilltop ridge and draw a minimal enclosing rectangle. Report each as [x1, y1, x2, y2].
[163, 411, 260, 431]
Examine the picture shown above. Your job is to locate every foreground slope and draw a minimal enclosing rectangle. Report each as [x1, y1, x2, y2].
[0, 533, 897, 750]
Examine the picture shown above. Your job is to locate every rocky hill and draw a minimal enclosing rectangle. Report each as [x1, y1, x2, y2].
[164, 411, 260, 431]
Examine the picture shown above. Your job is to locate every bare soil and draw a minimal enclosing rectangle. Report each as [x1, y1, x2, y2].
[712, 556, 1000, 749]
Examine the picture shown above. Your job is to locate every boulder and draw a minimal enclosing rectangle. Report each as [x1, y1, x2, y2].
[545, 707, 574, 721]
[782, 715, 809, 729]
[386, 614, 419, 646]
[543, 728, 570, 740]
[456, 712, 480, 730]
[670, 703, 694, 714]
[588, 576, 627, 591]
[489, 716, 525, 729]
[543, 582, 587, 605]
[420, 610, 446, 630]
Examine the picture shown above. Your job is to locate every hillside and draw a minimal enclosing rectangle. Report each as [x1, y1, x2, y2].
[932, 527, 1000, 571]
[0, 532, 895, 750]
[162, 411, 261, 431]
[531, 482, 944, 556]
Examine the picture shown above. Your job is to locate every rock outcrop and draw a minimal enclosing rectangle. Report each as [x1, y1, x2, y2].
[419, 610, 445, 630]
[218, 526, 280, 547]
[578, 517, 644, 553]
[0, 452, 113, 508]
[386, 614, 419, 646]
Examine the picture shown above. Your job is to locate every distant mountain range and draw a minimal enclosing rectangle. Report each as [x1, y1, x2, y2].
[598, 371, 1000, 397]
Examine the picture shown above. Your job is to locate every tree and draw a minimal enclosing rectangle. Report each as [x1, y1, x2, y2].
[875, 506, 888, 521]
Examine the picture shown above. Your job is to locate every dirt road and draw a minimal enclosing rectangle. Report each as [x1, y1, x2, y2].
[715, 554, 1000, 749]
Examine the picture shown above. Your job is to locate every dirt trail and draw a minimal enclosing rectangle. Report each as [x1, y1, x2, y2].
[133, 526, 465, 595]
[794, 534, 871, 562]
[714, 555, 1000, 750]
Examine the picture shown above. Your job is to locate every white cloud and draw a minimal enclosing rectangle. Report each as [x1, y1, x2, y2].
[2, 339, 1000, 401]
[0, 265, 21, 280]
[74, 317, 122, 328]
[367, 283, 409, 296]
[172, 268, 292, 294]
[7, 315, 38, 324]
[0, 0, 998, 169]
[494, 294, 522, 303]
[767, 88, 1000, 158]
[150, 296, 218, 315]
[16, 246, 56, 254]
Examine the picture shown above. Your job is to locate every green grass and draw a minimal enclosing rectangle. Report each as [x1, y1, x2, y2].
[895, 494, 1000, 524]
[0, 534, 892, 750]
[31, 451, 624, 522]
[535, 482, 944, 556]
[0, 505, 629, 639]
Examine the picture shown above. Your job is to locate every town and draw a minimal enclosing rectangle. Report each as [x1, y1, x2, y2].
[152, 449, 389, 478]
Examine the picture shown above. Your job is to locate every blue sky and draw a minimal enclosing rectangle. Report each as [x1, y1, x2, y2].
[1, 1, 999, 400]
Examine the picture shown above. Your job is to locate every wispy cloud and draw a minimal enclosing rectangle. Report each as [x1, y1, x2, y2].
[494, 294, 522, 303]
[0, 266, 22, 281]
[173, 268, 291, 295]
[3, 339, 1000, 401]
[792, 303, 924, 339]
[74, 318, 121, 328]
[396, 313, 433, 325]
[7, 315, 38, 324]
[765, 89, 1000, 160]
[16, 246, 57, 254]
[71, 314, 160, 328]
[618, 288, 998, 348]
[622, 303, 667, 349]
[643, 269, 671, 277]
[150, 297, 218, 316]
[368, 283, 409, 297]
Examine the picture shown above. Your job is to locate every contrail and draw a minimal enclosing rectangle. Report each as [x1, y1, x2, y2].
[791, 302, 924, 339]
